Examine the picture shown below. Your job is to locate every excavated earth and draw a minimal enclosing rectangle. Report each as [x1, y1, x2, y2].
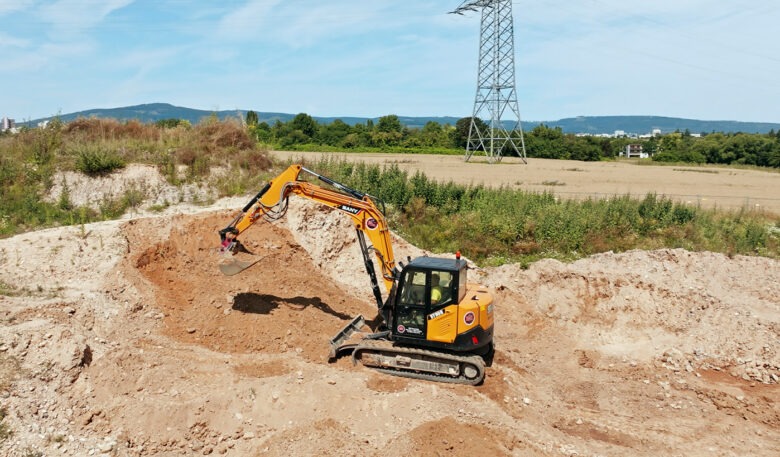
[0, 170, 779, 456]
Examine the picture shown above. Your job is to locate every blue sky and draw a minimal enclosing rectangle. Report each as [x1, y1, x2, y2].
[1, 0, 779, 123]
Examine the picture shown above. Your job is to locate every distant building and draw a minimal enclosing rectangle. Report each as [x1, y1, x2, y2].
[652, 128, 662, 137]
[622, 143, 648, 159]
[614, 130, 626, 137]
[1, 117, 15, 131]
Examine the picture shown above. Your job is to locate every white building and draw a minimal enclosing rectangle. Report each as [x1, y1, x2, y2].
[1, 117, 15, 131]
[622, 143, 648, 159]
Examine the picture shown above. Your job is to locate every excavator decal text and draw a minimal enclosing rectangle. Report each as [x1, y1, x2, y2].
[338, 205, 361, 215]
[428, 309, 445, 320]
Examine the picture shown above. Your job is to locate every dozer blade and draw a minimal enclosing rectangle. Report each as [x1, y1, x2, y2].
[218, 253, 262, 276]
[329, 314, 367, 360]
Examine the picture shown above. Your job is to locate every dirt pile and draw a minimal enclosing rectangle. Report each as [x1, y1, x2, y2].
[0, 195, 778, 456]
[47, 164, 218, 211]
[485, 249, 780, 384]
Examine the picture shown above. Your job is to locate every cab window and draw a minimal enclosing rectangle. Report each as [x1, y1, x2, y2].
[458, 267, 467, 303]
[431, 270, 454, 309]
[399, 270, 427, 306]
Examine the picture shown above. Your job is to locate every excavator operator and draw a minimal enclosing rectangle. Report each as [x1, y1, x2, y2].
[431, 273, 443, 305]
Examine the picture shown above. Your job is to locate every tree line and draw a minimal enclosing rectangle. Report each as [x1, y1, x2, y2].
[238, 111, 780, 168]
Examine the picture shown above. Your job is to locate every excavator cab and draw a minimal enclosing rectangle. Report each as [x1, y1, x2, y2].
[392, 259, 458, 339]
[389, 256, 493, 356]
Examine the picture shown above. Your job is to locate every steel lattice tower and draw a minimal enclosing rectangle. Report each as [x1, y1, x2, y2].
[451, 0, 527, 163]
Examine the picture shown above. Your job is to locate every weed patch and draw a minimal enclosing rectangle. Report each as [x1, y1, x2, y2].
[0, 280, 18, 296]
[673, 168, 719, 174]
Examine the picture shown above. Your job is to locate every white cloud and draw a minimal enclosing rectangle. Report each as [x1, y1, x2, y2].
[0, 0, 34, 16]
[0, 32, 31, 48]
[39, 0, 135, 33]
[113, 46, 185, 70]
[215, 0, 283, 41]
[215, 1, 410, 47]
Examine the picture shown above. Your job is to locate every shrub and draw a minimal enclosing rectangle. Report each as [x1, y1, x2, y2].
[75, 144, 125, 175]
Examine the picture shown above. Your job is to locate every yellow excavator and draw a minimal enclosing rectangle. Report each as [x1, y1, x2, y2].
[218, 164, 494, 385]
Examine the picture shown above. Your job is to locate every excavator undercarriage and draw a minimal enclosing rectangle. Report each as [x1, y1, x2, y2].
[329, 315, 488, 386]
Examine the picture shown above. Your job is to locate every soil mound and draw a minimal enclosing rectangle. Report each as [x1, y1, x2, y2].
[124, 209, 376, 361]
[0, 197, 777, 456]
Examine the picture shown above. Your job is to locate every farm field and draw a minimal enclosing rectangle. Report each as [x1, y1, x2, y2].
[271, 151, 780, 214]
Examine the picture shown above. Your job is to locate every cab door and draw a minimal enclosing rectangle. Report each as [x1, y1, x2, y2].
[393, 269, 427, 338]
[426, 270, 458, 343]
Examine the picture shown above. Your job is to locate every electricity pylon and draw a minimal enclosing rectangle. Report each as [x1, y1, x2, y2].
[451, 0, 527, 163]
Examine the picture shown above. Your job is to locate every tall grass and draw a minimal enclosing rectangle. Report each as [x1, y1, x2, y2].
[299, 157, 779, 265]
[0, 117, 272, 236]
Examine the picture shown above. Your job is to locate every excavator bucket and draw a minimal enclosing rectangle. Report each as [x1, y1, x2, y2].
[328, 314, 367, 360]
[218, 252, 263, 276]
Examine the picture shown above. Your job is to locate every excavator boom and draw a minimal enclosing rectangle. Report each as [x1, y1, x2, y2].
[219, 164, 396, 296]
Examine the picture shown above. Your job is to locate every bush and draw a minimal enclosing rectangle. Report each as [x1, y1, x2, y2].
[75, 145, 125, 175]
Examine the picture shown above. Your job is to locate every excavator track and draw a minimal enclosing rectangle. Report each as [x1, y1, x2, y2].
[351, 339, 486, 386]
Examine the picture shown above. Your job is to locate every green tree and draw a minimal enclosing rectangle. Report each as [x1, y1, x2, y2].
[271, 120, 287, 142]
[279, 130, 309, 148]
[768, 147, 780, 167]
[318, 119, 352, 146]
[377, 115, 403, 133]
[452, 117, 488, 149]
[564, 135, 601, 161]
[250, 121, 272, 142]
[290, 113, 318, 138]
[155, 118, 184, 128]
[643, 136, 659, 156]
[417, 121, 447, 147]
[246, 110, 258, 126]
[526, 124, 565, 159]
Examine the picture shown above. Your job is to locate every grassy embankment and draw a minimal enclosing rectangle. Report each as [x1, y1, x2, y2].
[0, 117, 270, 235]
[294, 156, 780, 266]
[1, 118, 778, 266]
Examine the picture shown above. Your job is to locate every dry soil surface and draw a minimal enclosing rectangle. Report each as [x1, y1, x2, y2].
[0, 160, 779, 457]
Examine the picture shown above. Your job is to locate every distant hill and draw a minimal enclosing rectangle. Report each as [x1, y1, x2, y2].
[26, 103, 461, 131]
[25, 103, 780, 135]
[543, 116, 780, 136]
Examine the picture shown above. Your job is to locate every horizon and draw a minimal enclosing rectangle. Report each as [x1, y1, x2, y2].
[16, 102, 780, 127]
[2, 2, 779, 123]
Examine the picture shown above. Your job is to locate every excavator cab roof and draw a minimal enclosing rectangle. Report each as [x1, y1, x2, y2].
[406, 256, 465, 274]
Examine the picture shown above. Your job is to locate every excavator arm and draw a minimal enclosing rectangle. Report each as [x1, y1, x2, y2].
[219, 164, 397, 305]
